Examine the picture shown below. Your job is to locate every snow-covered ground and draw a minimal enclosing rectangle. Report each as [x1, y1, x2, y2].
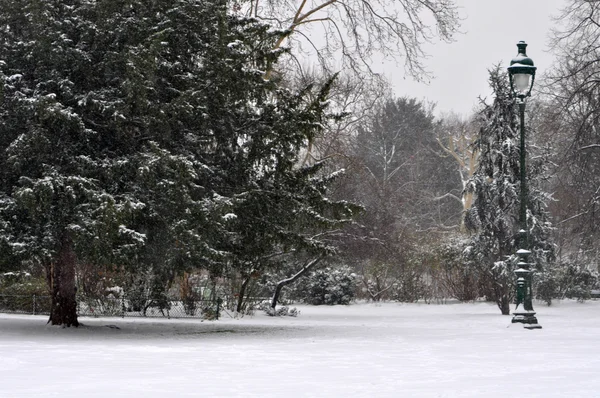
[1, 300, 599, 397]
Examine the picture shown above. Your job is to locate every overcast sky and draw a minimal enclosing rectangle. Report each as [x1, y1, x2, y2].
[387, 0, 567, 117]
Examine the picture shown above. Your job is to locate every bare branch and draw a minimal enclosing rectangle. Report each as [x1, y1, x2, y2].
[580, 144, 600, 150]
[246, 0, 459, 82]
[432, 192, 462, 204]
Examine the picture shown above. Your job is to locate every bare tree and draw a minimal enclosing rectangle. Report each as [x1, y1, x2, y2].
[541, 0, 600, 262]
[234, 0, 460, 82]
[335, 97, 462, 301]
[434, 113, 479, 231]
[360, 259, 399, 301]
[235, 0, 461, 184]
[285, 68, 390, 167]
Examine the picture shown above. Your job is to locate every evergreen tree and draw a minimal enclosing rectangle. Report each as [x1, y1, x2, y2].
[0, 0, 356, 323]
[184, 7, 358, 311]
[465, 66, 554, 314]
[0, 0, 148, 326]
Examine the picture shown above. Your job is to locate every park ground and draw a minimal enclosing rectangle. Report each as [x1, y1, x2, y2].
[1, 300, 600, 397]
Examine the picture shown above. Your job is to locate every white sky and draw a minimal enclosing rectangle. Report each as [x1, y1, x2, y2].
[388, 0, 567, 117]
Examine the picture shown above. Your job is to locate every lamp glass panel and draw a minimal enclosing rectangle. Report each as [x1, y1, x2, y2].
[513, 73, 530, 94]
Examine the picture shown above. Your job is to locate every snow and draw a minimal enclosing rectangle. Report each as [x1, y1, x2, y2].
[2, 301, 600, 397]
[227, 40, 243, 48]
[118, 225, 146, 244]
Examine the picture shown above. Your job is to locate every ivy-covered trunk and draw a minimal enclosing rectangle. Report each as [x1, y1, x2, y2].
[48, 236, 79, 327]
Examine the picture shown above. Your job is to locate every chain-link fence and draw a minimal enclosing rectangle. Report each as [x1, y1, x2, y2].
[0, 294, 223, 319]
[0, 294, 51, 315]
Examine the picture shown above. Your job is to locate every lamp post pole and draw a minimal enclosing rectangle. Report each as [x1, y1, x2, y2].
[507, 41, 541, 329]
[518, 100, 527, 233]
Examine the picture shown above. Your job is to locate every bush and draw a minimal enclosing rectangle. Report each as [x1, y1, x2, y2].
[561, 263, 599, 302]
[0, 271, 47, 296]
[535, 270, 557, 306]
[0, 271, 50, 313]
[296, 266, 357, 305]
[436, 237, 481, 302]
[261, 303, 299, 317]
[535, 260, 599, 304]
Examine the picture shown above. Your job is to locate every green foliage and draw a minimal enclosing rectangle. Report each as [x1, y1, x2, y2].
[0, 0, 356, 304]
[536, 260, 599, 304]
[294, 265, 357, 305]
[0, 271, 50, 313]
[0, 271, 47, 296]
[464, 66, 555, 313]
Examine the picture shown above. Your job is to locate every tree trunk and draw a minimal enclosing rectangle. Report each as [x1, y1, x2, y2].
[48, 235, 79, 327]
[271, 282, 286, 310]
[498, 295, 510, 315]
[236, 276, 251, 313]
[271, 256, 324, 309]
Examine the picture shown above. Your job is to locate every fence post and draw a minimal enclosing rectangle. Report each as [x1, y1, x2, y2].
[33, 294, 36, 315]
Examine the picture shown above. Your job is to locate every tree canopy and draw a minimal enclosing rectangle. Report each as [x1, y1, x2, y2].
[0, 0, 356, 325]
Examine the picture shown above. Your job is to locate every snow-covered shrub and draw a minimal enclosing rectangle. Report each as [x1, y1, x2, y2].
[262, 304, 299, 317]
[296, 266, 357, 305]
[123, 274, 149, 312]
[391, 273, 426, 302]
[201, 302, 220, 320]
[535, 270, 558, 306]
[535, 259, 599, 304]
[287, 307, 299, 317]
[121, 271, 172, 316]
[263, 306, 276, 316]
[179, 273, 199, 316]
[277, 306, 289, 316]
[0, 271, 49, 313]
[257, 300, 271, 312]
[562, 265, 598, 302]
[79, 296, 123, 317]
[558, 261, 598, 302]
[0, 271, 46, 296]
[436, 237, 481, 302]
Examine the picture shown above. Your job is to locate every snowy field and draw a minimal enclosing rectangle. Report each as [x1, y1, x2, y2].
[1, 301, 600, 398]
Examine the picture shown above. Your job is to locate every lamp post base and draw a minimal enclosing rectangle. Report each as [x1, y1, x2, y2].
[512, 310, 542, 329]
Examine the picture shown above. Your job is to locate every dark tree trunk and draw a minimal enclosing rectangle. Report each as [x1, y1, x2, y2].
[236, 276, 251, 313]
[498, 295, 510, 315]
[271, 282, 286, 309]
[48, 235, 79, 327]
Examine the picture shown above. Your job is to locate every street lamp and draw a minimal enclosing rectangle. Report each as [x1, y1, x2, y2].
[507, 41, 541, 329]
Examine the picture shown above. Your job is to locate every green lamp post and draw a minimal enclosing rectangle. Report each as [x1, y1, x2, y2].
[507, 41, 541, 329]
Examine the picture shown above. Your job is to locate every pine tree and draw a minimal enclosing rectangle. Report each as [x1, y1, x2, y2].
[0, 0, 357, 323]
[465, 66, 554, 314]
[201, 44, 358, 310]
[0, 0, 142, 326]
